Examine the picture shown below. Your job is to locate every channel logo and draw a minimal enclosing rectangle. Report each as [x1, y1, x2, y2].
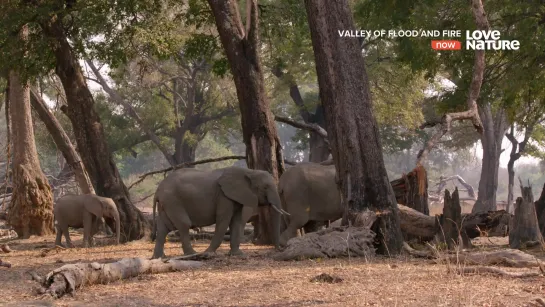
[431, 40, 462, 50]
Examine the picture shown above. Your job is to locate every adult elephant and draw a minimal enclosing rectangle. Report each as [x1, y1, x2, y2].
[54, 194, 121, 248]
[151, 167, 287, 259]
[278, 162, 343, 246]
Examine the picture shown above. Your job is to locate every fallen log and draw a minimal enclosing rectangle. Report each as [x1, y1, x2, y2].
[397, 204, 511, 239]
[30, 257, 203, 298]
[274, 224, 376, 261]
[458, 266, 543, 278]
[442, 249, 545, 268]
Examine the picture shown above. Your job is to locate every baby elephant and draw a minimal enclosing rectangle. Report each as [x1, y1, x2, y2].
[54, 194, 121, 248]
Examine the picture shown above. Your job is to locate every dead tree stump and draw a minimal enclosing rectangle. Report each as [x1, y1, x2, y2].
[440, 188, 471, 249]
[391, 165, 429, 215]
[534, 182, 545, 237]
[509, 183, 543, 249]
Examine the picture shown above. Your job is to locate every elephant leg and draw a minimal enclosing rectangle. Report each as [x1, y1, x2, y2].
[152, 217, 169, 259]
[228, 207, 244, 256]
[55, 223, 64, 247]
[204, 199, 234, 254]
[82, 212, 94, 248]
[62, 225, 74, 248]
[176, 223, 197, 255]
[280, 217, 307, 246]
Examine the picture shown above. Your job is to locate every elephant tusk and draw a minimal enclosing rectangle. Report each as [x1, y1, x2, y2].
[271, 205, 282, 214]
[280, 208, 291, 216]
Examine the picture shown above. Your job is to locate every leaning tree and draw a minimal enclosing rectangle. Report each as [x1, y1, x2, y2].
[207, 0, 284, 245]
[303, 0, 403, 254]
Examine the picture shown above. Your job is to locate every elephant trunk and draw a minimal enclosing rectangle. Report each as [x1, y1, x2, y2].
[267, 189, 282, 249]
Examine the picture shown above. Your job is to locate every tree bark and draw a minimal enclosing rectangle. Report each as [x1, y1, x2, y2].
[7, 47, 55, 237]
[390, 165, 429, 215]
[208, 0, 284, 245]
[29, 87, 95, 195]
[472, 104, 509, 213]
[509, 183, 542, 249]
[41, 16, 147, 241]
[304, 0, 403, 255]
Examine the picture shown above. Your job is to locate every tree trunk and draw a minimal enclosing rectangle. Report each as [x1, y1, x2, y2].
[440, 188, 471, 249]
[509, 183, 542, 249]
[472, 104, 509, 213]
[208, 0, 284, 245]
[308, 106, 330, 162]
[173, 127, 202, 167]
[304, 0, 403, 255]
[7, 64, 55, 237]
[29, 88, 95, 195]
[41, 17, 147, 241]
[507, 156, 516, 214]
[534, 182, 545, 236]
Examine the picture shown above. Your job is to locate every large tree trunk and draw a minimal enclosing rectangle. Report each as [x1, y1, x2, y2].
[472, 104, 509, 213]
[208, 0, 284, 245]
[7, 60, 55, 237]
[29, 88, 95, 195]
[304, 0, 403, 255]
[41, 17, 147, 241]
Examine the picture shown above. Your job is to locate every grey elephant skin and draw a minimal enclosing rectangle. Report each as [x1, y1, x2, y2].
[54, 194, 121, 248]
[278, 162, 343, 246]
[152, 166, 283, 259]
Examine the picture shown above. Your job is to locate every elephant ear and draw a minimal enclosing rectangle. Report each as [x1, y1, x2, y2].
[84, 197, 104, 219]
[218, 168, 258, 208]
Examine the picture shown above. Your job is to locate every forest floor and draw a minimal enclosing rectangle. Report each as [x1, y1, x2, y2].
[1, 224, 545, 306]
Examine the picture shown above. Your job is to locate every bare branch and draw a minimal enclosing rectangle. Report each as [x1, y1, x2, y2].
[274, 115, 329, 146]
[128, 155, 246, 190]
[85, 59, 176, 166]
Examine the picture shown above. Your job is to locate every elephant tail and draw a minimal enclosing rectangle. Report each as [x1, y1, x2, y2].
[151, 193, 158, 242]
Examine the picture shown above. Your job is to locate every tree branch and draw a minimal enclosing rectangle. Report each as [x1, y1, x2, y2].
[128, 155, 246, 190]
[416, 0, 488, 166]
[85, 59, 176, 166]
[274, 115, 329, 146]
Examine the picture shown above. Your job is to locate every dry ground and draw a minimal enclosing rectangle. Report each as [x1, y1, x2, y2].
[1, 232, 545, 307]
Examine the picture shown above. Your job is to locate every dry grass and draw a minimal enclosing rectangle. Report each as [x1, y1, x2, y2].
[1, 232, 544, 307]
